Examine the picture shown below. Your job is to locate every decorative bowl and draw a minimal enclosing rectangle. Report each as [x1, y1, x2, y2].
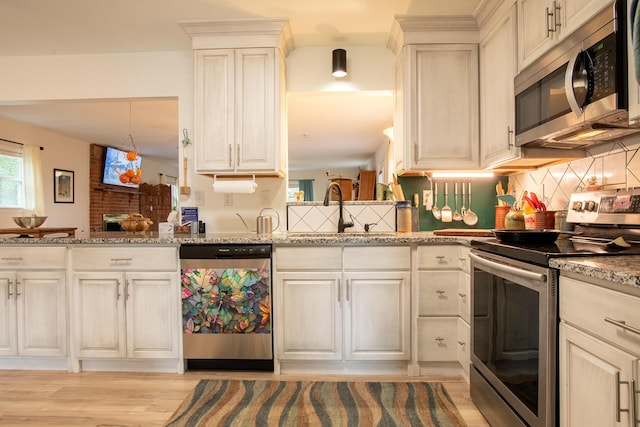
[13, 216, 47, 229]
[120, 213, 153, 233]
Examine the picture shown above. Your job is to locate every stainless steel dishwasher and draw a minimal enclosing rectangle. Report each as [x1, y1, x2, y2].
[180, 244, 272, 371]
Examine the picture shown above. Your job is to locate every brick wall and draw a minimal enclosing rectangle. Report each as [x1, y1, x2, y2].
[89, 144, 140, 232]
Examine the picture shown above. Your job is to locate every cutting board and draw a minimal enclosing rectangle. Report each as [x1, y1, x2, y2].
[433, 229, 494, 237]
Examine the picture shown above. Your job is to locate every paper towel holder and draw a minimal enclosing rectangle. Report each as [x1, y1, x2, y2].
[212, 174, 258, 194]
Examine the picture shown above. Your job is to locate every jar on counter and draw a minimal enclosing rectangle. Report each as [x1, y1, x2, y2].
[396, 201, 412, 233]
[504, 209, 525, 230]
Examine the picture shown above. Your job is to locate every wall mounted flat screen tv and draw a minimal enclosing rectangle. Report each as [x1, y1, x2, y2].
[102, 146, 143, 188]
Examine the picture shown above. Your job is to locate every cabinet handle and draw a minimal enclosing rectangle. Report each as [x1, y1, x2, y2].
[7, 280, 12, 299]
[1, 257, 23, 263]
[435, 256, 446, 264]
[436, 290, 446, 297]
[617, 371, 633, 423]
[632, 379, 639, 425]
[337, 278, 341, 303]
[15, 279, 20, 297]
[553, 1, 561, 33]
[458, 293, 467, 299]
[116, 279, 121, 300]
[605, 317, 640, 336]
[125, 280, 130, 300]
[507, 126, 514, 148]
[236, 144, 240, 167]
[413, 140, 418, 163]
[110, 258, 132, 264]
[435, 337, 445, 344]
[228, 144, 232, 167]
[546, 6, 555, 37]
[346, 279, 350, 302]
[457, 341, 466, 347]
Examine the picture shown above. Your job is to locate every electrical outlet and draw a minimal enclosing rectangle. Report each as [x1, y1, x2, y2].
[224, 193, 233, 206]
[423, 190, 433, 210]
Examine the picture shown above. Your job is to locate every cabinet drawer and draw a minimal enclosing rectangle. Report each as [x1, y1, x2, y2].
[72, 247, 178, 271]
[0, 246, 66, 269]
[417, 246, 465, 270]
[344, 246, 410, 270]
[561, 276, 640, 355]
[275, 246, 342, 270]
[416, 317, 458, 361]
[417, 271, 459, 316]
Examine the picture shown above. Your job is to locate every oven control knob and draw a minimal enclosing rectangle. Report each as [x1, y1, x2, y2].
[586, 200, 598, 212]
[572, 201, 583, 211]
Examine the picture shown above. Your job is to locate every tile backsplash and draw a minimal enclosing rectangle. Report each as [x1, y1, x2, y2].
[509, 137, 640, 210]
[287, 201, 396, 232]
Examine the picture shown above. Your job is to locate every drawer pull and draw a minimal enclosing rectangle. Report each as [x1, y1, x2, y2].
[436, 290, 446, 296]
[458, 293, 467, 298]
[435, 256, 446, 263]
[457, 341, 465, 347]
[110, 258, 133, 263]
[605, 317, 640, 336]
[1, 257, 23, 262]
[435, 337, 445, 344]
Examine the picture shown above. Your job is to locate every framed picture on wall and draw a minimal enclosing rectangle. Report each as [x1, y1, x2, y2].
[54, 169, 74, 203]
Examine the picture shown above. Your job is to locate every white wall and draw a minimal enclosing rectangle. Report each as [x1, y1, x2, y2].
[0, 116, 90, 233]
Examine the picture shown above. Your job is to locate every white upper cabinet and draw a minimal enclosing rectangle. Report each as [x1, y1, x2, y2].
[182, 19, 291, 176]
[480, 1, 519, 168]
[389, 17, 480, 172]
[517, 0, 614, 71]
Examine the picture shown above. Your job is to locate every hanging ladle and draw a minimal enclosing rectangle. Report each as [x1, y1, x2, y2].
[441, 182, 452, 222]
[431, 182, 441, 220]
[463, 181, 478, 226]
[453, 182, 463, 221]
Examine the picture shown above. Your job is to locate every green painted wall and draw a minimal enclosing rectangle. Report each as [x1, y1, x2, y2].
[397, 176, 509, 231]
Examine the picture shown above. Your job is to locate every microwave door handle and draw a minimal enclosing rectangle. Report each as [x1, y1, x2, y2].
[565, 49, 583, 117]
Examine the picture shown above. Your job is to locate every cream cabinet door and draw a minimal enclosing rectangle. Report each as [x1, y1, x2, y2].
[560, 323, 636, 427]
[480, 1, 519, 168]
[126, 272, 179, 359]
[405, 44, 479, 170]
[0, 272, 16, 355]
[517, 0, 557, 70]
[343, 271, 410, 360]
[195, 48, 278, 173]
[560, 0, 614, 43]
[276, 272, 343, 360]
[74, 272, 126, 358]
[17, 271, 67, 357]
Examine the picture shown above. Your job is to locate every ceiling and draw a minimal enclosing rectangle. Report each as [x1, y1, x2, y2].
[0, 0, 483, 169]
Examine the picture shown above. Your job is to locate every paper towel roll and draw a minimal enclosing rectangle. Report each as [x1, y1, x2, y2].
[212, 177, 258, 193]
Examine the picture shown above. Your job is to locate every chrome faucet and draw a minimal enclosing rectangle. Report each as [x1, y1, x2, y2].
[323, 182, 354, 233]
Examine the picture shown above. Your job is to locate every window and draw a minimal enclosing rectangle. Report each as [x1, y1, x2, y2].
[0, 141, 24, 208]
[287, 180, 300, 202]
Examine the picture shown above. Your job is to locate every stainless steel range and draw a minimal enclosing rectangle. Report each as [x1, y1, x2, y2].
[470, 187, 640, 427]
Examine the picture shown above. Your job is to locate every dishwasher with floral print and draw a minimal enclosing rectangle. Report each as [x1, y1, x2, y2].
[180, 244, 272, 371]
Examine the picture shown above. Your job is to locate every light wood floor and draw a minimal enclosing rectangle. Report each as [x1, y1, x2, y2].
[0, 370, 490, 426]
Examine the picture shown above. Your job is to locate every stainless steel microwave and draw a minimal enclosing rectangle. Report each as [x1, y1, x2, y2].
[515, 0, 640, 149]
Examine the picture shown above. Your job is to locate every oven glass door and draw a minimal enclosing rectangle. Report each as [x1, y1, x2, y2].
[470, 251, 557, 427]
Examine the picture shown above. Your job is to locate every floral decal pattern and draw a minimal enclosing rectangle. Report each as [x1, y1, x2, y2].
[181, 267, 270, 334]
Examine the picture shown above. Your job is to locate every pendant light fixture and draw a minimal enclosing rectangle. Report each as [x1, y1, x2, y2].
[332, 48, 347, 78]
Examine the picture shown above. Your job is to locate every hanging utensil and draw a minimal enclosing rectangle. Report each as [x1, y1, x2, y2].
[463, 182, 478, 226]
[441, 182, 452, 222]
[180, 129, 191, 196]
[453, 182, 462, 221]
[432, 182, 441, 220]
[460, 182, 467, 218]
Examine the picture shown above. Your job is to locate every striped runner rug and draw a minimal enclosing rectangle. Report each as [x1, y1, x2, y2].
[165, 380, 467, 427]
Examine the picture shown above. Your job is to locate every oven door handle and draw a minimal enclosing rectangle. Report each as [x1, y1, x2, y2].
[470, 253, 547, 283]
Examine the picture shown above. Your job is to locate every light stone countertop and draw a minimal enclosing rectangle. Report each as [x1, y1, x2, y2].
[550, 256, 640, 289]
[0, 231, 481, 246]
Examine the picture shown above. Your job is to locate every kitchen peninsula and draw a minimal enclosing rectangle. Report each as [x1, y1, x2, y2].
[1, 231, 638, 380]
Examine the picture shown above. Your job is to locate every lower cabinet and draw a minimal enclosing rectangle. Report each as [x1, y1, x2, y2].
[0, 247, 67, 360]
[275, 245, 411, 364]
[415, 245, 470, 377]
[71, 247, 180, 367]
[73, 271, 178, 359]
[560, 276, 640, 426]
[0, 270, 67, 357]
